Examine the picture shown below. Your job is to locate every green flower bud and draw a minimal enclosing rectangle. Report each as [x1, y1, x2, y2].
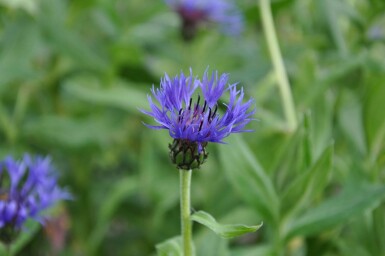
[169, 139, 208, 170]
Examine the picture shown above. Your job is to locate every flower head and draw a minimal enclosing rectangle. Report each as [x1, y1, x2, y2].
[142, 69, 255, 170]
[0, 155, 70, 244]
[165, 0, 243, 40]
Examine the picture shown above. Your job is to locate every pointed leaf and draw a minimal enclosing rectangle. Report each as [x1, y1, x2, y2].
[219, 136, 279, 224]
[270, 114, 313, 190]
[281, 143, 333, 216]
[300, 52, 367, 108]
[285, 184, 385, 239]
[191, 211, 262, 239]
[363, 75, 385, 160]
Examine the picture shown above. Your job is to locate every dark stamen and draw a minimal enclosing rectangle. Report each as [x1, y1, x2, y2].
[202, 101, 207, 113]
[212, 105, 218, 118]
[188, 98, 192, 110]
[195, 95, 200, 111]
[208, 107, 212, 120]
[199, 120, 203, 131]
[178, 108, 183, 122]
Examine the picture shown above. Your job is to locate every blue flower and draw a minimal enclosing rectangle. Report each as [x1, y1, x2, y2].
[0, 155, 70, 244]
[165, 0, 243, 40]
[142, 69, 255, 169]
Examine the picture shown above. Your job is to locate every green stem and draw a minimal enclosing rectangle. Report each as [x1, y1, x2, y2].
[180, 169, 193, 256]
[259, 0, 297, 131]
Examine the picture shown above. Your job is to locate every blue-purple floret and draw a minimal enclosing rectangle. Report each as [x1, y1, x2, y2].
[142, 69, 255, 150]
[165, 0, 243, 35]
[0, 155, 70, 231]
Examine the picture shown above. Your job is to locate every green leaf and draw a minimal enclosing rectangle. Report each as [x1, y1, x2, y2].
[0, 19, 42, 94]
[36, 0, 107, 71]
[338, 91, 367, 155]
[285, 184, 385, 239]
[156, 236, 183, 256]
[0, 0, 38, 13]
[191, 211, 262, 239]
[195, 230, 230, 256]
[281, 143, 333, 217]
[322, 0, 348, 55]
[87, 177, 137, 254]
[194, 207, 254, 256]
[63, 76, 148, 112]
[219, 136, 279, 224]
[335, 240, 372, 256]
[363, 75, 385, 162]
[270, 114, 314, 190]
[300, 52, 367, 108]
[24, 115, 117, 148]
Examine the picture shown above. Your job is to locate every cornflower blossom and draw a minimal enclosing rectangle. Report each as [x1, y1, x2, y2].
[165, 0, 243, 40]
[0, 155, 70, 244]
[142, 69, 255, 170]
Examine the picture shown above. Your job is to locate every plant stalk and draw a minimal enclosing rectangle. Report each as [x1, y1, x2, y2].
[180, 169, 193, 256]
[259, 0, 297, 131]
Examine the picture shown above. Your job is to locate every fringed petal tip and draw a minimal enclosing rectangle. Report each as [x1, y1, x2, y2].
[142, 121, 167, 130]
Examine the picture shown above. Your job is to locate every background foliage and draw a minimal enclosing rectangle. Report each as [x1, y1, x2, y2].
[1, 0, 385, 255]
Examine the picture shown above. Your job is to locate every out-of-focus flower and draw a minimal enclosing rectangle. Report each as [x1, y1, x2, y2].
[0, 155, 71, 244]
[141, 69, 255, 170]
[367, 26, 384, 41]
[165, 0, 243, 40]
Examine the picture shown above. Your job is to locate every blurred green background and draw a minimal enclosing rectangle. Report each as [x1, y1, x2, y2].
[1, 0, 385, 255]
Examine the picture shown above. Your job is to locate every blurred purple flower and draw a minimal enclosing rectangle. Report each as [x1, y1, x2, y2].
[141, 69, 255, 169]
[165, 0, 243, 40]
[0, 155, 70, 244]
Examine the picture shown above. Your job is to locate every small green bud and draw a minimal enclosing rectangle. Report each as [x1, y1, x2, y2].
[169, 139, 208, 170]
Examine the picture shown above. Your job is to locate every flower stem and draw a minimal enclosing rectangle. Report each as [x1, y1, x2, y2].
[180, 169, 193, 256]
[259, 0, 297, 131]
